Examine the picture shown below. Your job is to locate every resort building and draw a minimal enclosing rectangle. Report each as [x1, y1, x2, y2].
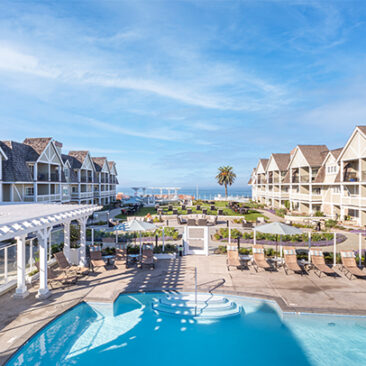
[0, 137, 118, 206]
[249, 126, 366, 227]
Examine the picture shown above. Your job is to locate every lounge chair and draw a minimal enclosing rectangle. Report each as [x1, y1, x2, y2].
[252, 245, 273, 272]
[340, 250, 366, 280]
[54, 251, 89, 276]
[217, 209, 223, 215]
[90, 251, 107, 272]
[227, 245, 243, 270]
[141, 245, 155, 269]
[202, 208, 208, 215]
[115, 247, 128, 268]
[181, 205, 186, 210]
[197, 218, 207, 226]
[172, 209, 178, 215]
[196, 205, 201, 211]
[35, 261, 77, 288]
[208, 216, 218, 226]
[187, 208, 192, 214]
[241, 219, 253, 229]
[310, 249, 336, 277]
[210, 205, 216, 210]
[187, 218, 196, 226]
[283, 247, 302, 275]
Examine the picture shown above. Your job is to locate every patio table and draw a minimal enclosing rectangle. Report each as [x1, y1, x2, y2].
[102, 255, 115, 266]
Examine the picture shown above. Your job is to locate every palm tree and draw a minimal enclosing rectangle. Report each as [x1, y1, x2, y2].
[216, 166, 236, 198]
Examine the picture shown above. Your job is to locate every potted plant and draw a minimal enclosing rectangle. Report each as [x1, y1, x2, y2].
[68, 224, 81, 265]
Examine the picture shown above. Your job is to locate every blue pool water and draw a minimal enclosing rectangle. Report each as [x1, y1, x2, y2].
[7, 293, 366, 366]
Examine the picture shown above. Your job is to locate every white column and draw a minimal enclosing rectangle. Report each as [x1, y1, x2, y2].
[37, 228, 51, 299]
[359, 233, 362, 267]
[78, 217, 88, 267]
[308, 231, 311, 262]
[333, 232, 337, 267]
[204, 226, 209, 256]
[63, 221, 71, 262]
[14, 235, 29, 298]
[91, 228, 94, 246]
[34, 163, 38, 202]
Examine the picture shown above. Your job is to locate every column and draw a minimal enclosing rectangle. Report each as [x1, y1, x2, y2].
[78, 217, 88, 267]
[37, 228, 51, 299]
[63, 221, 71, 262]
[14, 235, 29, 298]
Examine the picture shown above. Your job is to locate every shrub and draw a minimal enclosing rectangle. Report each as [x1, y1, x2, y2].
[314, 211, 325, 217]
[275, 208, 287, 217]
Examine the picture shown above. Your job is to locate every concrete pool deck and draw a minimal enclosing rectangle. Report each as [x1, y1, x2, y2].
[2, 255, 366, 364]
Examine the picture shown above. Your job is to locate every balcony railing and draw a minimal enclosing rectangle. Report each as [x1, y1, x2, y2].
[292, 176, 299, 183]
[300, 175, 310, 183]
[50, 173, 59, 181]
[37, 173, 48, 181]
[344, 172, 358, 182]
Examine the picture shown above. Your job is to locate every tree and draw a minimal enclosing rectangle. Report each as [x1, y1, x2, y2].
[70, 224, 80, 248]
[216, 166, 236, 198]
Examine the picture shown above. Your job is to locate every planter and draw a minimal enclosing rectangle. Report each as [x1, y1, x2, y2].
[68, 247, 81, 265]
[154, 253, 176, 259]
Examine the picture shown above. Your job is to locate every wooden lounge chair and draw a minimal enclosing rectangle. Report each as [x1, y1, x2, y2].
[141, 245, 155, 269]
[283, 247, 302, 275]
[115, 247, 128, 268]
[54, 251, 89, 276]
[35, 261, 77, 288]
[310, 249, 336, 277]
[252, 245, 273, 272]
[340, 250, 366, 280]
[227, 245, 243, 270]
[90, 251, 107, 272]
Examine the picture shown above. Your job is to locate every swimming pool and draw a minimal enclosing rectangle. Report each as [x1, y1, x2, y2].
[6, 292, 366, 366]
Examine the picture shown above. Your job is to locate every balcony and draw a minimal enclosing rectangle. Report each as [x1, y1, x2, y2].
[50, 173, 59, 181]
[300, 175, 310, 183]
[71, 191, 93, 199]
[94, 191, 100, 197]
[37, 173, 48, 182]
[342, 195, 360, 206]
[292, 176, 299, 183]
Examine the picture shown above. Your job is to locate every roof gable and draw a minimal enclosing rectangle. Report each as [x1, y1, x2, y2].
[256, 159, 268, 174]
[108, 161, 117, 175]
[337, 126, 366, 162]
[289, 145, 328, 168]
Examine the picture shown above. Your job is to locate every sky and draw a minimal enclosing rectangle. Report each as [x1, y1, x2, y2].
[1, 1, 366, 190]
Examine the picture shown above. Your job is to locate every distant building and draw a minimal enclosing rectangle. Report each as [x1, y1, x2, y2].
[248, 126, 366, 227]
[0, 137, 117, 205]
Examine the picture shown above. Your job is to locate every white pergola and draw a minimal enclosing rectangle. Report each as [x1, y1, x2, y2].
[0, 203, 101, 299]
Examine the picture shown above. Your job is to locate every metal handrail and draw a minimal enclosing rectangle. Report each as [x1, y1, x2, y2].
[195, 267, 197, 316]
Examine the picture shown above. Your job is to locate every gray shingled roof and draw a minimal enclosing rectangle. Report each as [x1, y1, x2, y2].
[92, 157, 107, 172]
[68, 151, 89, 164]
[0, 141, 36, 182]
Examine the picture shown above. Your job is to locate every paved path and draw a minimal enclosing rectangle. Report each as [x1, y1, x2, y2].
[2, 255, 366, 364]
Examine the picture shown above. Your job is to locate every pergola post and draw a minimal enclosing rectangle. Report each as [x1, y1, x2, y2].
[63, 221, 71, 262]
[78, 217, 88, 267]
[37, 228, 52, 299]
[14, 235, 29, 298]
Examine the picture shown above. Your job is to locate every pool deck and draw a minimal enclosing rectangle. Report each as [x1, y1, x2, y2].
[2, 255, 366, 364]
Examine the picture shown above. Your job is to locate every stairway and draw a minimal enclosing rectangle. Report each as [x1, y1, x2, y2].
[152, 293, 242, 319]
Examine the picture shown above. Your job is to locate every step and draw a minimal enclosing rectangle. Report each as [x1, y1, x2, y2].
[152, 294, 242, 319]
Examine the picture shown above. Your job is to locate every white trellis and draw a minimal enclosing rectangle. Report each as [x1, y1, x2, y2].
[0, 203, 101, 299]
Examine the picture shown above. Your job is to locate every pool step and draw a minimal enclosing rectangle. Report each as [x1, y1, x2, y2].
[152, 293, 242, 319]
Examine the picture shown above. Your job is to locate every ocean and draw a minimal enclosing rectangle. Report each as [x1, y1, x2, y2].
[118, 186, 252, 199]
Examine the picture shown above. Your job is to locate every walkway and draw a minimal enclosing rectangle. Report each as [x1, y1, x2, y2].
[2, 255, 366, 364]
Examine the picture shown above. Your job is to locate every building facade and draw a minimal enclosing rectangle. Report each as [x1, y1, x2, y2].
[0, 137, 118, 205]
[249, 126, 366, 227]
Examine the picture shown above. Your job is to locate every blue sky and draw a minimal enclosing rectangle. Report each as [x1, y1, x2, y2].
[1, 1, 366, 190]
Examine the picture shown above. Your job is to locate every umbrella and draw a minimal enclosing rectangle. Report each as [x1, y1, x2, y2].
[116, 219, 157, 255]
[255, 222, 302, 262]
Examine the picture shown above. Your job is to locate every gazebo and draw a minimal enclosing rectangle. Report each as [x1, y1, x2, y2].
[0, 203, 101, 299]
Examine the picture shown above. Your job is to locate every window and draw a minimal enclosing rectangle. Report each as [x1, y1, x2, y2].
[25, 187, 34, 196]
[332, 186, 341, 194]
[327, 165, 338, 174]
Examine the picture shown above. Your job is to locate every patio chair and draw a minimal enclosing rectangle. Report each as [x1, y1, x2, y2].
[35, 261, 77, 288]
[241, 219, 253, 229]
[227, 245, 243, 271]
[197, 218, 207, 226]
[340, 250, 366, 280]
[187, 218, 196, 226]
[168, 205, 173, 211]
[283, 247, 302, 275]
[202, 208, 208, 215]
[181, 205, 186, 210]
[210, 205, 216, 210]
[310, 249, 336, 277]
[141, 245, 155, 269]
[115, 247, 128, 268]
[252, 245, 273, 272]
[90, 250, 107, 272]
[172, 209, 178, 215]
[187, 208, 192, 214]
[208, 216, 218, 226]
[54, 251, 89, 276]
[217, 209, 223, 215]
[196, 205, 201, 211]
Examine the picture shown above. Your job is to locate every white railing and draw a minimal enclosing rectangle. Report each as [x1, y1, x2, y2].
[37, 194, 61, 202]
[0, 240, 39, 289]
[71, 191, 94, 199]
